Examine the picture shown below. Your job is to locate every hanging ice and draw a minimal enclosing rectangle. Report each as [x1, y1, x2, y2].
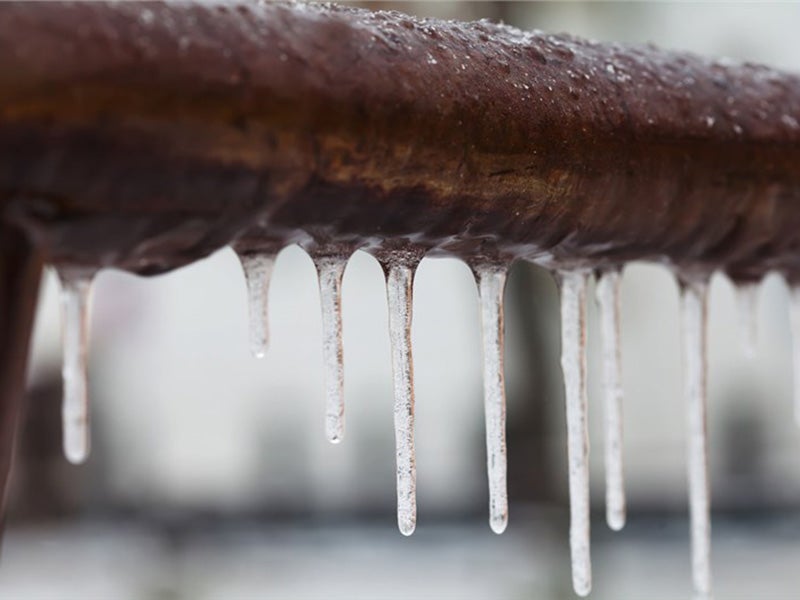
[56, 268, 95, 465]
[236, 251, 276, 358]
[559, 270, 591, 597]
[385, 260, 418, 536]
[789, 285, 800, 426]
[735, 282, 759, 359]
[680, 280, 712, 600]
[595, 269, 626, 532]
[475, 264, 509, 534]
[314, 255, 348, 444]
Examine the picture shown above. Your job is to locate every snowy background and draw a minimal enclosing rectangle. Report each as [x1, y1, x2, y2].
[4, 2, 800, 599]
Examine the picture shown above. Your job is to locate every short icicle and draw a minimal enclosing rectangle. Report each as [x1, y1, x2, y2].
[595, 269, 626, 532]
[236, 251, 276, 358]
[559, 270, 592, 597]
[475, 264, 509, 534]
[314, 255, 348, 444]
[680, 279, 713, 600]
[789, 285, 800, 426]
[384, 258, 419, 536]
[735, 282, 759, 359]
[56, 268, 96, 465]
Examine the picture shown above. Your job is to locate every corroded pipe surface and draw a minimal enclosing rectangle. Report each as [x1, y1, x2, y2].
[1, 1, 799, 281]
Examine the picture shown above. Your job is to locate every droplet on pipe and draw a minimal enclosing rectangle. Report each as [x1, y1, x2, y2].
[559, 270, 591, 597]
[56, 268, 95, 465]
[384, 258, 419, 536]
[313, 255, 348, 444]
[789, 285, 800, 427]
[735, 282, 759, 359]
[595, 268, 626, 532]
[236, 251, 276, 358]
[680, 279, 712, 600]
[474, 264, 509, 534]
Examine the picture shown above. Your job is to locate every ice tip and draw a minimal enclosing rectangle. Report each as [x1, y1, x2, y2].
[607, 511, 625, 532]
[64, 441, 89, 465]
[573, 577, 591, 598]
[490, 514, 508, 535]
[327, 432, 343, 445]
[398, 514, 416, 536]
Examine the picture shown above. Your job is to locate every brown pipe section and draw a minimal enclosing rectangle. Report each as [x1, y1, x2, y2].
[0, 225, 42, 524]
[1, 2, 800, 280]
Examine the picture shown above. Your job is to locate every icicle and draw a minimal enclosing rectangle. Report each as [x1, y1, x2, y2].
[475, 265, 509, 534]
[56, 268, 95, 465]
[314, 255, 348, 444]
[735, 282, 759, 359]
[789, 285, 800, 427]
[595, 269, 626, 532]
[385, 260, 418, 536]
[680, 279, 712, 600]
[559, 270, 591, 597]
[236, 251, 276, 358]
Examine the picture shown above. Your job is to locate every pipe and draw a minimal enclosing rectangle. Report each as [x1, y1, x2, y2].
[0, 1, 798, 282]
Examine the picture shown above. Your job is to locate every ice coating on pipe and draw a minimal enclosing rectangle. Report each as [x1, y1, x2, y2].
[559, 270, 592, 597]
[474, 264, 509, 535]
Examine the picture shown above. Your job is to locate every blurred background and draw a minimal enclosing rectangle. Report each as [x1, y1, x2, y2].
[4, 2, 800, 599]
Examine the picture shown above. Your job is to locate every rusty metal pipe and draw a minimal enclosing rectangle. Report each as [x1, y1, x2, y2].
[0, 1, 799, 282]
[0, 225, 42, 522]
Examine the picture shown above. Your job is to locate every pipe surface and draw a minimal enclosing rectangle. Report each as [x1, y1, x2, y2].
[0, 1, 799, 279]
[0, 225, 43, 524]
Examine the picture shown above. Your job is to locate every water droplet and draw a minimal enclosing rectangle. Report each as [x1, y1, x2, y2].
[314, 255, 348, 444]
[559, 270, 591, 597]
[475, 264, 508, 534]
[237, 251, 276, 358]
[385, 259, 419, 536]
[56, 268, 95, 465]
[139, 9, 155, 26]
[595, 269, 625, 531]
[680, 279, 712, 600]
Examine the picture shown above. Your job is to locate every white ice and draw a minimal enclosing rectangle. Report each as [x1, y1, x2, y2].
[735, 282, 759, 359]
[560, 270, 591, 597]
[237, 252, 276, 358]
[314, 256, 348, 444]
[385, 262, 418, 536]
[56, 269, 95, 465]
[789, 286, 800, 427]
[595, 269, 626, 532]
[680, 280, 712, 600]
[475, 265, 508, 534]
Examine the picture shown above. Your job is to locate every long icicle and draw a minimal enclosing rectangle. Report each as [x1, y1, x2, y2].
[314, 255, 348, 444]
[559, 270, 591, 597]
[56, 268, 95, 465]
[788, 285, 800, 426]
[236, 251, 276, 358]
[475, 264, 509, 534]
[385, 260, 418, 536]
[680, 279, 712, 600]
[595, 269, 626, 531]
